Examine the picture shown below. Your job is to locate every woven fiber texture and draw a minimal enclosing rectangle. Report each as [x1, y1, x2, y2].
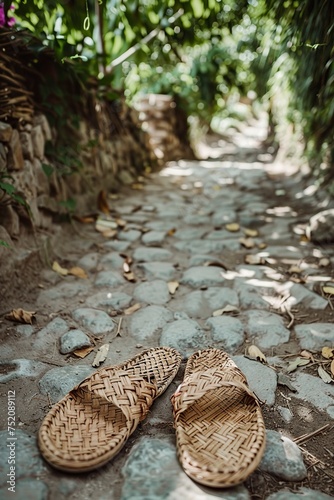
[171, 348, 266, 488]
[38, 347, 181, 472]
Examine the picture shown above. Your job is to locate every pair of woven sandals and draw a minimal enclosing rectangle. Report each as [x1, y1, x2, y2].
[38, 347, 266, 488]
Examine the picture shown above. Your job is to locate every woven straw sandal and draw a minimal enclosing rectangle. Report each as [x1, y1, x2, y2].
[171, 348, 266, 488]
[38, 347, 181, 472]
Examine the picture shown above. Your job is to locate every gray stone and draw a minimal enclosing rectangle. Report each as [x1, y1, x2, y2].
[138, 262, 176, 281]
[100, 252, 125, 269]
[0, 430, 45, 486]
[37, 282, 87, 306]
[0, 359, 48, 383]
[234, 281, 270, 310]
[243, 310, 290, 348]
[77, 252, 100, 271]
[72, 308, 116, 335]
[59, 329, 91, 354]
[212, 209, 238, 225]
[277, 406, 293, 423]
[184, 214, 211, 225]
[206, 229, 239, 240]
[0, 480, 48, 500]
[57, 479, 78, 496]
[133, 246, 173, 262]
[121, 437, 249, 500]
[118, 229, 142, 242]
[86, 291, 132, 310]
[133, 280, 170, 305]
[260, 245, 305, 259]
[267, 488, 334, 499]
[181, 266, 225, 288]
[103, 240, 131, 251]
[142, 230, 166, 245]
[260, 430, 307, 481]
[20, 131, 34, 161]
[233, 356, 277, 406]
[175, 239, 240, 254]
[16, 324, 34, 337]
[128, 305, 173, 341]
[7, 129, 24, 170]
[292, 372, 334, 416]
[31, 124, 45, 159]
[39, 365, 95, 402]
[189, 254, 221, 266]
[0, 121, 13, 142]
[160, 319, 208, 358]
[206, 316, 245, 353]
[34, 317, 69, 349]
[95, 270, 125, 287]
[173, 228, 207, 240]
[277, 282, 328, 310]
[204, 287, 239, 310]
[145, 220, 176, 231]
[294, 323, 334, 350]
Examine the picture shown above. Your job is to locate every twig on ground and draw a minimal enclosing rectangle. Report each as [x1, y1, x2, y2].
[294, 424, 330, 445]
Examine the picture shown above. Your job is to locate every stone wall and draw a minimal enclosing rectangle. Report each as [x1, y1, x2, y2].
[0, 100, 156, 246]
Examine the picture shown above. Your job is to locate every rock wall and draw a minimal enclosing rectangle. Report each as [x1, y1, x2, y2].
[0, 100, 156, 245]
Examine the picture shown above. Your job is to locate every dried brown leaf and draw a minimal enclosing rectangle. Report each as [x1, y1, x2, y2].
[5, 308, 36, 325]
[167, 228, 176, 236]
[288, 265, 303, 274]
[300, 350, 315, 361]
[322, 346, 334, 359]
[73, 346, 94, 358]
[124, 303, 141, 315]
[225, 223, 240, 232]
[244, 228, 259, 237]
[68, 267, 88, 279]
[213, 305, 239, 316]
[248, 345, 266, 363]
[244, 254, 265, 265]
[323, 286, 334, 295]
[319, 258, 330, 267]
[239, 237, 255, 249]
[318, 365, 332, 384]
[124, 271, 136, 282]
[287, 357, 310, 373]
[92, 344, 109, 367]
[116, 218, 127, 228]
[123, 262, 131, 273]
[331, 360, 334, 377]
[52, 261, 68, 276]
[97, 190, 111, 215]
[168, 281, 179, 294]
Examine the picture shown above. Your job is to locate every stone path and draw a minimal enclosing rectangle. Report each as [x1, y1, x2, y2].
[1, 115, 334, 499]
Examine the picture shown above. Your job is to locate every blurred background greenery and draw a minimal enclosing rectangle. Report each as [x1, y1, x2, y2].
[1, 0, 333, 187]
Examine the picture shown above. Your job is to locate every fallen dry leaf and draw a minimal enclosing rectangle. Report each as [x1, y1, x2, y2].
[92, 344, 109, 367]
[123, 261, 131, 273]
[288, 265, 303, 274]
[331, 360, 334, 377]
[225, 223, 240, 232]
[95, 217, 118, 236]
[239, 237, 255, 249]
[300, 350, 315, 361]
[68, 267, 88, 279]
[257, 242, 267, 249]
[244, 254, 265, 265]
[213, 305, 239, 316]
[5, 308, 36, 324]
[52, 261, 68, 276]
[323, 285, 334, 295]
[124, 303, 141, 315]
[168, 281, 179, 294]
[124, 271, 136, 282]
[318, 365, 332, 384]
[97, 190, 110, 215]
[131, 183, 144, 190]
[248, 345, 266, 363]
[167, 228, 176, 236]
[287, 357, 310, 373]
[116, 218, 127, 228]
[322, 346, 334, 359]
[73, 346, 94, 358]
[244, 228, 259, 237]
[319, 258, 330, 267]
[73, 215, 96, 224]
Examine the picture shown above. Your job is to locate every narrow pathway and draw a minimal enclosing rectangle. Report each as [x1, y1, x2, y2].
[1, 114, 334, 499]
